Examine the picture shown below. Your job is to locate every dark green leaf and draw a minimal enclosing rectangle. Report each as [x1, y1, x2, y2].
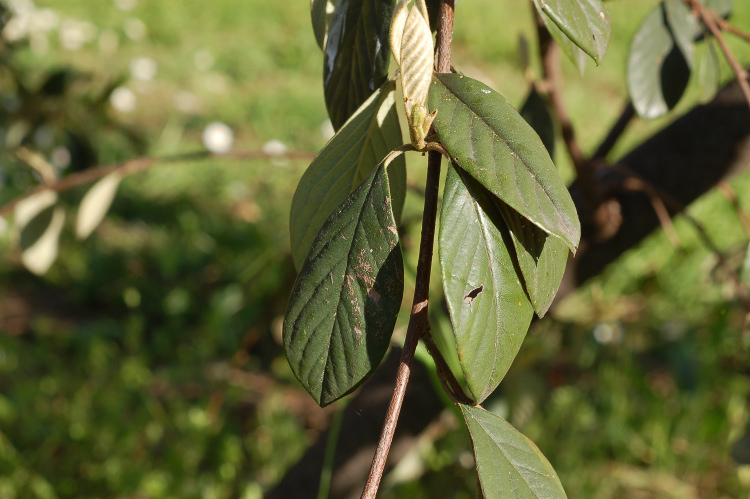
[428, 73, 581, 252]
[284, 163, 404, 407]
[290, 81, 406, 270]
[627, 0, 697, 119]
[461, 405, 567, 499]
[440, 166, 534, 403]
[533, 0, 611, 65]
[519, 86, 556, 160]
[324, 0, 393, 130]
[539, 13, 588, 73]
[311, 0, 330, 50]
[697, 38, 720, 103]
[497, 203, 568, 317]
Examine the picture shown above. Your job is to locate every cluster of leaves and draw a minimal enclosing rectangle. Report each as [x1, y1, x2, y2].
[0, 4, 143, 275]
[627, 0, 731, 118]
[283, 0, 626, 495]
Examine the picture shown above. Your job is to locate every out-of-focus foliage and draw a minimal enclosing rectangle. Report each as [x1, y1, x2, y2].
[0, 0, 750, 498]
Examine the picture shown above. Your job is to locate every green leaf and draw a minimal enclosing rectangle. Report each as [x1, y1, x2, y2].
[290, 81, 406, 270]
[741, 243, 750, 287]
[284, 163, 404, 407]
[324, 0, 393, 130]
[533, 0, 611, 65]
[497, 203, 568, 317]
[702, 0, 732, 18]
[428, 73, 580, 252]
[440, 166, 534, 403]
[15, 191, 65, 276]
[311, 0, 336, 50]
[76, 172, 122, 240]
[519, 86, 556, 160]
[697, 37, 720, 103]
[460, 405, 567, 499]
[539, 13, 588, 73]
[627, 0, 697, 119]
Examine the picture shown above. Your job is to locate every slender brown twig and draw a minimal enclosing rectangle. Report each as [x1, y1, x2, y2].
[689, 0, 750, 111]
[0, 149, 316, 218]
[360, 2, 454, 497]
[715, 16, 750, 44]
[611, 163, 750, 312]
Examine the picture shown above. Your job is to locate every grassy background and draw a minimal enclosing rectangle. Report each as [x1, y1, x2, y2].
[1, 0, 750, 497]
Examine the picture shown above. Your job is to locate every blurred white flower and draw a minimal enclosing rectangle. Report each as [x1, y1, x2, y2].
[124, 17, 146, 41]
[110, 86, 136, 113]
[194, 50, 215, 71]
[51, 147, 71, 169]
[130, 56, 157, 81]
[593, 322, 624, 345]
[59, 19, 96, 51]
[99, 30, 119, 54]
[3, 17, 28, 42]
[203, 122, 233, 153]
[28, 8, 58, 33]
[263, 140, 287, 156]
[320, 119, 334, 141]
[114, 0, 138, 12]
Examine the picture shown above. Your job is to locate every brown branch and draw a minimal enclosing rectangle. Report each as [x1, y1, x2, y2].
[715, 16, 750, 44]
[534, 10, 600, 219]
[361, 2, 454, 497]
[0, 149, 316, 218]
[689, 0, 750, 111]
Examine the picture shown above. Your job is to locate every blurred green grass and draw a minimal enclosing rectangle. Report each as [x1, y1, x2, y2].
[1, 0, 750, 497]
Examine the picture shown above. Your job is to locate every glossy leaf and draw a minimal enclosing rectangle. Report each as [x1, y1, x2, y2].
[440, 166, 534, 402]
[284, 163, 404, 407]
[290, 81, 406, 270]
[539, 12, 588, 73]
[461, 405, 567, 499]
[15, 191, 65, 276]
[533, 0, 611, 65]
[428, 73, 581, 252]
[311, 0, 341, 50]
[519, 86, 556, 160]
[76, 172, 122, 240]
[627, 0, 697, 119]
[324, 0, 393, 130]
[497, 203, 568, 317]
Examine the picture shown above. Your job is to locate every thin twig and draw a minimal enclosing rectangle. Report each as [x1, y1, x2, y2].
[0, 149, 316, 217]
[715, 16, 750, 44]
[689, 0, 750, 111]
[534, 9, 600, 218]
[610, 163, 750, 312]
[361, 2, 454, 497]
[622, 176, 682, 248]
